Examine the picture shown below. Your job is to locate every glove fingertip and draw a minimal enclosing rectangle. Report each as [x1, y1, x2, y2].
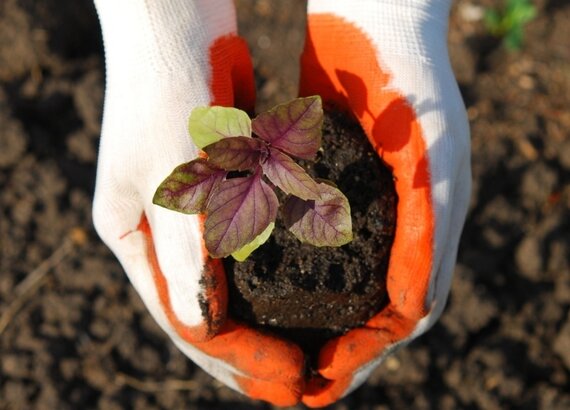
[317, 328, 386, 380]
[302, 374, 352, 408]
[234, 375, 304, 407]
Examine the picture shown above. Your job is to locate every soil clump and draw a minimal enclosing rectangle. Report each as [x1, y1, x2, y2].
[224, 108, 397, 358]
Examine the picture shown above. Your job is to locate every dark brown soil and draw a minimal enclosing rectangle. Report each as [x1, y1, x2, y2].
[224, 109, 396, 357]
[1, 1, 569, 409]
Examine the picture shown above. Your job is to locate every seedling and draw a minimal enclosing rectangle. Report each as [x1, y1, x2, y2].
[484, 0, 536, 50]
[153, 96, 352, 261]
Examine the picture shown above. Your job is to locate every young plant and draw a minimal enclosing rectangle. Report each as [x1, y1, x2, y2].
[153, 96, 353, 261]
[484, 0, 536, 50]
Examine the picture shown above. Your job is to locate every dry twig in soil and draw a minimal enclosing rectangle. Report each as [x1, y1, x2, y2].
[0, 228, 87, 335]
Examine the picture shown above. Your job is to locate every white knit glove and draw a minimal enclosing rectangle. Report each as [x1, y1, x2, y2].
[298, 0, 471, 406]
[92, 0, 305, 406]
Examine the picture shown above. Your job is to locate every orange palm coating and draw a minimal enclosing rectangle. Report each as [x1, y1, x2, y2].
[139, 214, 305, 404]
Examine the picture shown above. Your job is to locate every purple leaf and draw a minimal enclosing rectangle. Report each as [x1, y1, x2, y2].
[204, 171, 278, 258]
[153, 158, 225, 214]
[252, 96, 323, 160]
[203, 136, 267, 171]
[262, 147, 321, 201]
[283, 182, 352, 247]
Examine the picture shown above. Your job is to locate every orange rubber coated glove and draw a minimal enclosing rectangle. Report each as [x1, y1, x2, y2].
[93, 0, 304, 406]
[297, 1, 471, 406]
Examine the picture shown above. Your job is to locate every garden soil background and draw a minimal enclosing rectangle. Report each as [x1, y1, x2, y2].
[1, 0, 569, 409]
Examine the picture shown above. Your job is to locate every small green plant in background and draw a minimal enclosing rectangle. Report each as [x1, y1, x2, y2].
[484, 0, 537, 50]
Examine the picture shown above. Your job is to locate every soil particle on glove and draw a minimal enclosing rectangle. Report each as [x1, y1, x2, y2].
[224, 108, 397, 356]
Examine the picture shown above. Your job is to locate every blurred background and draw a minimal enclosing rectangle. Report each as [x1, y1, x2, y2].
[1, 0, 569, 409]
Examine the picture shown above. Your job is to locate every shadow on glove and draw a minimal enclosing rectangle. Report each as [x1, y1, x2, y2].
[299, 13, 435, 407]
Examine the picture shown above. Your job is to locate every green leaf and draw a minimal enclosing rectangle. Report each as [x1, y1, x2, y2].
[484, 9, 503, 35]
[484, 0, 536, 50]
[504, 27, 524, 50]
[188, 106, 252, 149]
[511, 5, 536, 23]
[231, 222, 275, 261]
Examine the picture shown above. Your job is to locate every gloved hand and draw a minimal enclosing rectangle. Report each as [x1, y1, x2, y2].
[92, 0, 304, 406]
[298, 0, 471, 406]
[93, 0, 470, 407]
